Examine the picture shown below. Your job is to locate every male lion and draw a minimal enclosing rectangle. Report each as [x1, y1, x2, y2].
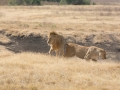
[64, 43, 106, 61]
[47, 31, 66, 56]
[84, 46, 106, 61]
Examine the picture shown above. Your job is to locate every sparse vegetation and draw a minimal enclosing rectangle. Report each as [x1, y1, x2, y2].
[1, 0, 120, 5]
[0, 52, 120, 90]
[60, 0, 91, 5]
[0, 6, 120, 90]
[0, 0, 120, 5]
[9, 0, 41, 5]
[60, 0, 68, 5]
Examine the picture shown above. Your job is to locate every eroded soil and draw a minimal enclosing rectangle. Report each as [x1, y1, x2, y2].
[0, 31, 120, 61]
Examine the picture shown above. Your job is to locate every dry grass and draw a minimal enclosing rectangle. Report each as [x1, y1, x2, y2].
[0, 6, 120, 90]
[0, 52, 120, 90]
[0, 34, 11, 44]
[0, 5, 120, 36]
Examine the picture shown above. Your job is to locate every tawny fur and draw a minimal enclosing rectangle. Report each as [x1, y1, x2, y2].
[64, 43, 106, 61]
[47, 31, 65, 56]
[84, 46, 106, 61]
[64, 43, 89, 58]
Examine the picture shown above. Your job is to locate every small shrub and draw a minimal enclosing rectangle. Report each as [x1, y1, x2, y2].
[83, 0, 90, 5]
[60, 0, 91, 5]
[60, 0, 68, 5]
[93, 2, 96, 5]
[9, 0, 41, 5]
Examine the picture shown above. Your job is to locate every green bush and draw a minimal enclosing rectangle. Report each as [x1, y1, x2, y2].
[60, 0, 91, 5]
[82, 0, 91, 5]
[9, 0, 41, 5]
[60, 0, 68, 5]
[9, 0, 17, 5]
[30, 0, 41, 5]
[92, 2, 96, 5]
[43, 0, 60, 2]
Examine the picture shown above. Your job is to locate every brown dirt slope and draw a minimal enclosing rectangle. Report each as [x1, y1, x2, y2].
[0, 30, 120, 61]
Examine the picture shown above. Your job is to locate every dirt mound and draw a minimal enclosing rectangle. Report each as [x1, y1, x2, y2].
[0, 32, 120, 61]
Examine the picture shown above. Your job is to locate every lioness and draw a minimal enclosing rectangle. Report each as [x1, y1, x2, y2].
[64, 43, 89, 58]
[84, 46, 106, 61]
[47, 31, 66, 56]
[64, 43, 106, 61]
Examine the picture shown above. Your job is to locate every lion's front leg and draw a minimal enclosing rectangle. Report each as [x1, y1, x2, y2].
[59, 49, 64, 57]
[49, 48, 54, 55]
[55, 49, 64, 57]
[55, 50, 60, 57]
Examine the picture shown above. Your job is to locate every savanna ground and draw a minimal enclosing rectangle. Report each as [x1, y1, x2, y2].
[0, 5, 120, 90]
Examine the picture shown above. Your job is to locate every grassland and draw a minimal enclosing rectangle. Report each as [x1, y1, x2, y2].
[0, 6, 120, 90]
[0, 53, 120, 90]
[0, 6, 120, 36]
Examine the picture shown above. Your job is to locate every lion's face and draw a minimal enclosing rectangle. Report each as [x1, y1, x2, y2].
[47, 35, 55, 45]
[99, 50, 106, 59]
[47, 31, 65, 56]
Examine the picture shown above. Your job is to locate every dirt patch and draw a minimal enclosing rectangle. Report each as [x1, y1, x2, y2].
[0, 31, 120, 61]
[5, 35, 49, 53]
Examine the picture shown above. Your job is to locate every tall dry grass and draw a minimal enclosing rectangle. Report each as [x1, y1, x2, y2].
[0, 5, 120, 36]
[0, 52, 120, 90]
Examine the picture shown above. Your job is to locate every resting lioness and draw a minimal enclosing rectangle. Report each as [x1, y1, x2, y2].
[84, 46, 106, 61]
[64, 43, 89, 58]
[64, 43, 106, 61]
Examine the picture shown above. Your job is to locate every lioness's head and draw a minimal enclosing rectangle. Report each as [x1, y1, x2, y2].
[99, 49, 106, 59]
[47, 31, 58, 45]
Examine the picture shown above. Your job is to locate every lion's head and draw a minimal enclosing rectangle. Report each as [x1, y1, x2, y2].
[47, 31, 65, 56]
[47, 31, 59, 45]
[84, 46, 106, 61]
[99, 49, 106, 59]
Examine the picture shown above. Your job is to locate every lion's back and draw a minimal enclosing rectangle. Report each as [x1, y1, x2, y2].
[65, 43, 88, 58]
